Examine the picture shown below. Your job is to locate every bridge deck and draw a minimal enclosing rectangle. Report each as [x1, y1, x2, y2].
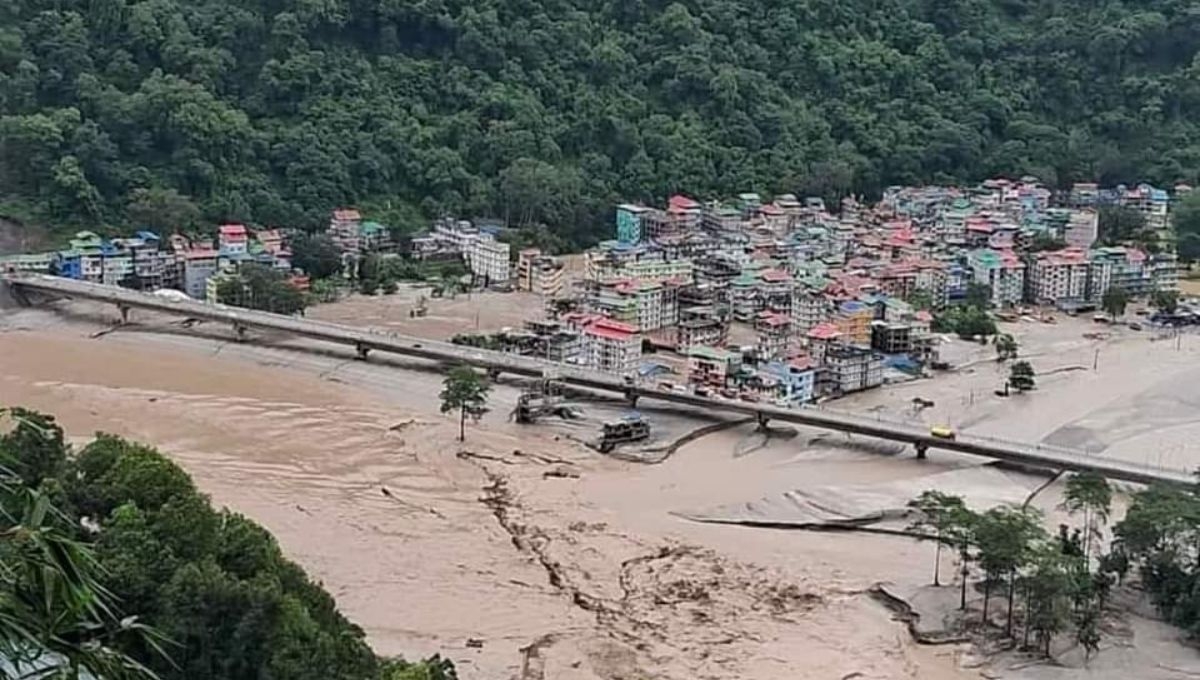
[6, 274, 1192, 487]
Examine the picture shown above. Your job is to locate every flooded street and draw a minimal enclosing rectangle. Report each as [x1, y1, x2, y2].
[3, 299, 1200, 679]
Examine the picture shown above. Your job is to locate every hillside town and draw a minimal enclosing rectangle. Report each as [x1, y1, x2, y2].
[1, 179, 1188, 407]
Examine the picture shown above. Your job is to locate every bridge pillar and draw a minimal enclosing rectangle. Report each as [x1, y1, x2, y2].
[915, 443, 928, 460]
[355, 342, 371, 360]
[232, 322, 247, 342]
[756, 412, 770, 431]
[624, 387, 639, 408]
[487, 367, 501, 381]
[117, 303, 130, 325]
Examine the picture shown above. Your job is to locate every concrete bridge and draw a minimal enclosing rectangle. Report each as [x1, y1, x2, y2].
[5, 274, 1194, 487]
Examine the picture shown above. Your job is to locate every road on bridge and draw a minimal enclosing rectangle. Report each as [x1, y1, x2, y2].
[5, 274, 1193, 487]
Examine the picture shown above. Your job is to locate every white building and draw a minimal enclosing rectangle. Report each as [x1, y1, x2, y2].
[1063, 210, 1099, 249]
[465, 234, 511, 285]
[1027, 248, 1090, 305]
[582, 318, 641, 375]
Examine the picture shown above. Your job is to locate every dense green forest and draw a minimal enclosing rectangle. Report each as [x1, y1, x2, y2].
[3, 0, 1200, 244]
[0, 408, 453, 680]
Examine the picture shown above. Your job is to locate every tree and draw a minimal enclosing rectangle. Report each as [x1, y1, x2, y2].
[126, 187, 201, 233]
[0, 409, 165, 680]
[1008, 361, 1036, 392]
[382, 278, 399, 295]
[906, 288, 935, 312]
[439, 365, 490, 442]
[1024, 545, 1073, 656]
[1097, 206, 1148, 245]
[0, 407, 67, 486]
[1029, 233, 1067, 253]
[1062, 472, 1113, 568]
[965, 282, 992, 309]
[994, 333, 1018, 361]
[974, 506, 1044, 634]
[5, 407, 457, 680]
[1151, 289, 1179, 314]
[1173, 191, 1200, 262]
[1101, 286, 1129, 319]
[290, 233, 342, 280]
[907, 491, 972, 587]
[215, 265, 307, 315]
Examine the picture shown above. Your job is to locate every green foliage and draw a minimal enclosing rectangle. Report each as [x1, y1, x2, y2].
[0, 408, 163, 680]
[215, 264, 307, 315]
[1173, 192, 1200, 262]
[439, 365, 490, 442]
[4, 0, 1200, 239]
[126, 188, 201, 234]
[965, 283, 992, 310]
[1101, 285, 1130, 319]
[1063, 472, 1113, 569]
[934, 305, 997, 339]
[3, 408, 455, 679]
[1028, 232, 1068, 253]
[906, 490, 974, 587]
[1113, 485, 1200, 637]
[1008, 360, 1036, 392]
[994, 333, 1018, 361]
[1097, 206, 1149, 246]
[905, 288, 935, 312]
[291, 233, 343, 280]
[308, 278, 343, 304]
[0, 407, 66, 487]
[1151, 288, 1180, 313]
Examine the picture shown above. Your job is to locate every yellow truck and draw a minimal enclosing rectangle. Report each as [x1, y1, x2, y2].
[930, 425, 956, 440]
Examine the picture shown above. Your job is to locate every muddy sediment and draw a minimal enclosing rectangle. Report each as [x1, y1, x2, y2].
[4, 301, 1200, 678]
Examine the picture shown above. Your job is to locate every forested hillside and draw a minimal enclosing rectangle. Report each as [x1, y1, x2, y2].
[3, 0, 1200, 244]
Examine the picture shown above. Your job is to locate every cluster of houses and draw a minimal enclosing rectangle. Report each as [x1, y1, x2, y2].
[0, 226, 304, 302]
[1, 209, 570, 305]
[518, 179, 1184, 406]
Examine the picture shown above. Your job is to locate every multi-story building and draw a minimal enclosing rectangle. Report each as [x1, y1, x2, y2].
[754, 311, 791, 361]
[871, 321, 913, 354]
[182, 248, 219, 299]
[582, 318, 641, 375]
[328, 209, 364, 253]
[1027, 248, 1090, 305]
[1150, 252, 1178, 292]
[792, 288, 832, 334]
[968, 248, 1026, 306]
[464, 234, 511, 285]
[100, 245, 133, 286]
[834, 300, 874, 346]
[69, 231, 105, 283]
[1088, 247, 1149, 299]
[677, 313, 727, 350]
[821, 345, 884, 396]
[759, 359, 816, 405]
[516, 248, 565, 300]
[52, 251, 82, 279]
[616, 204, 649, 244]
[687, 346, 742, 389]
[218, 224, 249, 256]
[0, 252, 54, 274]
[1063, 210, 1099, 249]
[805, 322, 843, 364]
[730, 272, 759, 322]
[523, 319, 584, 364]
[938, 198, 975, 243]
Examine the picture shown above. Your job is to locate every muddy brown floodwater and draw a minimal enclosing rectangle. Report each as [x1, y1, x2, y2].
[3, 299, 1200, 680]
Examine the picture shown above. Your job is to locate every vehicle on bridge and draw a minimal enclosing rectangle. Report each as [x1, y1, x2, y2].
[930, 425, 956, 440]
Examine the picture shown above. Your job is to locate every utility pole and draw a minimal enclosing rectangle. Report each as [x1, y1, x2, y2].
[1093, 347, 1099, 370]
